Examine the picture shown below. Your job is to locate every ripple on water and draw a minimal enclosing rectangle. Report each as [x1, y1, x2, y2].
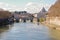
[0, 22, 60, 40]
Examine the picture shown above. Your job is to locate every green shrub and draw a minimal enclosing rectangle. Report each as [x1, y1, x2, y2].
[39, 18, 45, 22]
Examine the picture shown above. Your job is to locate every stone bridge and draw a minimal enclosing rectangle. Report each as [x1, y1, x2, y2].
[14, 13, 34, 22]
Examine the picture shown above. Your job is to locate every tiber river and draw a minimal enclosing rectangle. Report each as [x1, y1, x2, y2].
[0, 22, 60, 40]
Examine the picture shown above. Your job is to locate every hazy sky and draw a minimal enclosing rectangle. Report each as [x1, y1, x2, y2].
[0, 0, 57, 13]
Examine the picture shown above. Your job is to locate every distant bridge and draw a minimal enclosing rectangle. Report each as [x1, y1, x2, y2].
[14, 13, 34, 22]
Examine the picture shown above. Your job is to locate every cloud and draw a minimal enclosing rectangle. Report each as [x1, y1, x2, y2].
[26, 2, 33, 6]
[24, 2, 51, 13]
[0, 2, 52, 13]
[0, 2, 22, 11]
[24, 2, 41, 13]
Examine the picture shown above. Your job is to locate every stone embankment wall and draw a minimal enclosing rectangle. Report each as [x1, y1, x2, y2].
[43, 17, 60, 30]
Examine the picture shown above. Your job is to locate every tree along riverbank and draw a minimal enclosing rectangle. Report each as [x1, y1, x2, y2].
[0, 11, 14, 26]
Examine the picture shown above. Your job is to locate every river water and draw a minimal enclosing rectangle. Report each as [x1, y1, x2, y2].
[0, 22, 60, 40]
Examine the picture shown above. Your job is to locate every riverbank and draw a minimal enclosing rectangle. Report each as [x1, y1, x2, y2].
[0, 25, 11, 33]
[42, 21, 60, 31]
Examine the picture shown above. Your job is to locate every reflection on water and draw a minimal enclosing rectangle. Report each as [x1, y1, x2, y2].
[0, 24, 14, 33]
[49, 29, 60, 40]
[0, 22, 60, 40]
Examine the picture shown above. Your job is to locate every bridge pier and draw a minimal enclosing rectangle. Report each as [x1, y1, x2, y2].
[22, 18, 27, 22]
[15, 19, 19, 23]
[30, 19, 33, 22]
[37, 18, 40, 22]
[23, 19, 26, 22]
